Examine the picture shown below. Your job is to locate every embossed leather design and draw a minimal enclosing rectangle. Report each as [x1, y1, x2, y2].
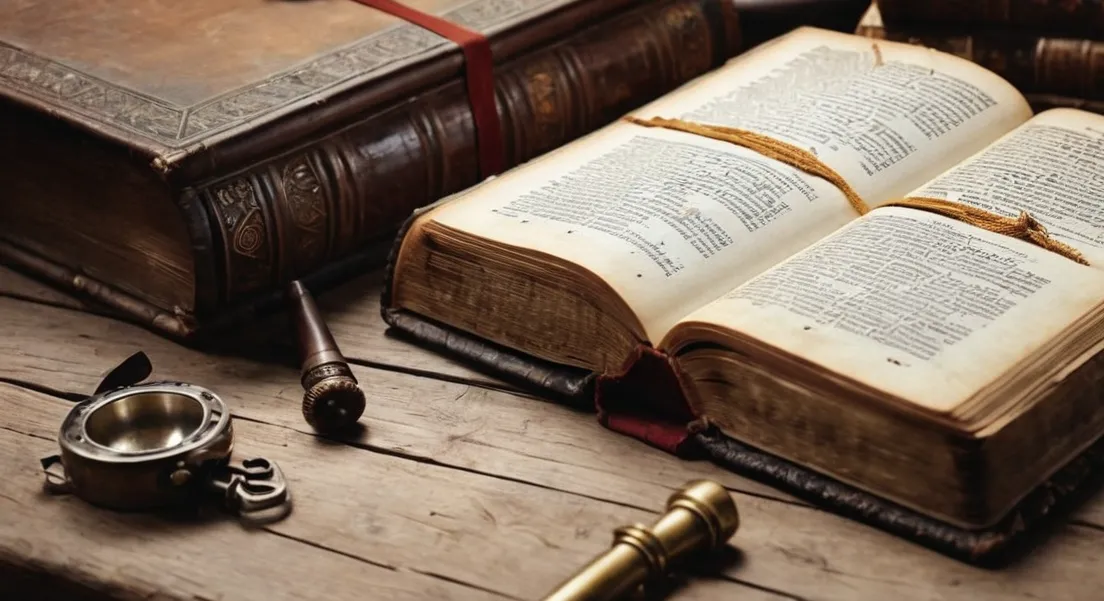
[0, 0, 638, 157]
[0, 0, 872, 334]
[0, 0, 754, 334]
[194, 0, 744, 308]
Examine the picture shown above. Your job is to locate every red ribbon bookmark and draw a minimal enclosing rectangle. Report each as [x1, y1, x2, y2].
[347, 0, 505, 178]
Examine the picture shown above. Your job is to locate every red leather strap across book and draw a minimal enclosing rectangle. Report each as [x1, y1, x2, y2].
[348, 0, 505, 178]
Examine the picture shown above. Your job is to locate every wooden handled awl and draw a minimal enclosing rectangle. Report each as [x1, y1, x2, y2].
[287, 280, 366, 432]
[541, 480, 739, 601]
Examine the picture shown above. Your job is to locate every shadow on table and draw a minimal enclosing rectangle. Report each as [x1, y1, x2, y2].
[631, 545, 747, 601]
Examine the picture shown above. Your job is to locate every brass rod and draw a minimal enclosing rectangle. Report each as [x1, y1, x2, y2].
[541, 480, 739, 601]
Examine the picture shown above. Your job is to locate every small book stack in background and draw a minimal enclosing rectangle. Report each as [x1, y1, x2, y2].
[857, 0, 1104, 115]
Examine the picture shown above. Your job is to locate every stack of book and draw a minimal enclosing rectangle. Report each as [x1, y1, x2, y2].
[0, 0, 868, 341]
[857, 0, 1104, 115]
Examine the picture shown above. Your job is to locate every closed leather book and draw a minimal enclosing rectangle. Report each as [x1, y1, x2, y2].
[1, 0, 818, 340]
[859, 3, 1104, 104]
[1027, 93, 1104, 114]
[875, 0, 1104, 39]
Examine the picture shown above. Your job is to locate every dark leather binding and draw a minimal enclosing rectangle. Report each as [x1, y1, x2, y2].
[691, 428, 1104, 564]
[1028, 93, 1104, 115]
[191, 0, 746, 312]
[875, 0, 1104, 40]
[858, 4, 1104, 102]
[733, 0, 870, 47]
[0, 0, 746, 339]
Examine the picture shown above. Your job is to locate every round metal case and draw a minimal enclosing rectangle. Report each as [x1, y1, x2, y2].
[52, 382, 233, 510]
[43, 381, 290, 523]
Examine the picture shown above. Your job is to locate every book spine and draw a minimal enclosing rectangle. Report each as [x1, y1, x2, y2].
[858, 24, 1104, 102]
[876, 0, 1104, 38]
[190, 0, 740, 314]
[1027, 92, 1104, 114]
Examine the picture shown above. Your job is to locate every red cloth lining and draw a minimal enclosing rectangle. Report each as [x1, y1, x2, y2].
[595, 345, 700, 456]
[347, 0, 505, 177]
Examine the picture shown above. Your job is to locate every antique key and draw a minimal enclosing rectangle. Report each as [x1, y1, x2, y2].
[541, 480, 739, 601]
[207, 457, 292, 524]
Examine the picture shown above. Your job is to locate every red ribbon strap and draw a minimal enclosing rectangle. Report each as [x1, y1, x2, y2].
[348, 0, 504, 178]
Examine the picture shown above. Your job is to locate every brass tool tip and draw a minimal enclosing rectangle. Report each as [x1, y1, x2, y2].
[667, 479, 740, 547]
[541, 479, 739, 601]
[287, 279, 366, 432]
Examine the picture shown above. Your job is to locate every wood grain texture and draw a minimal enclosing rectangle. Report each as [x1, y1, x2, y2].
[0, 264, 504, 389]
[0, 451, 486, 601]
[0, 383, 782, 601]
[0, 265, 95, 311]
[5, 264, 1104, 529]
[3, 281, 1104, 598]
[0, 285, 798, 510]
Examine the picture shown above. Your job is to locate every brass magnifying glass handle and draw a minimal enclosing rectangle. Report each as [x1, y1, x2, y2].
[541, 480, 739, 601]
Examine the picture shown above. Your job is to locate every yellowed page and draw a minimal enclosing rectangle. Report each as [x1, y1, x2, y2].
[426, 27, 1031, 342]
[902, 108, 1104, 265]
[670, 207, 1104, 413]
[637, 27, 1032, 205]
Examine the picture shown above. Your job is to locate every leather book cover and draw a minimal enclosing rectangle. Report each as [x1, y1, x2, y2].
[0, 0, 745, 340]
[858, 3, 1104, 103]
[1028, 93, 1104, 115]
[380, 210, 1104, 565]
[874, 0, 1104, 40]
[0, 0, 644, 173]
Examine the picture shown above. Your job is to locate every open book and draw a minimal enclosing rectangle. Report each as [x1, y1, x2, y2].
[382, 27, 1104, 558]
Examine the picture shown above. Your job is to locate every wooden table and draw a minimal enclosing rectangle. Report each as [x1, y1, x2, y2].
[1, 265, 1102, 601]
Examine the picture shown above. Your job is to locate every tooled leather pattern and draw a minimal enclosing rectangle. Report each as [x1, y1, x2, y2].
[205, 0, 735, 306]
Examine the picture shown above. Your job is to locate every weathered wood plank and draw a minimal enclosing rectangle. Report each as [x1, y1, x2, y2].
[8, 380, 1104, 601]
[0, 265, 91, 311]
[0, 293, 800, 509]
[1, 382, 777, 601]
[0, 392, 490, 601]
[5, 285, 1104, 527]
[0, 265, 509, 389]
[5, 299, 1104, 599]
